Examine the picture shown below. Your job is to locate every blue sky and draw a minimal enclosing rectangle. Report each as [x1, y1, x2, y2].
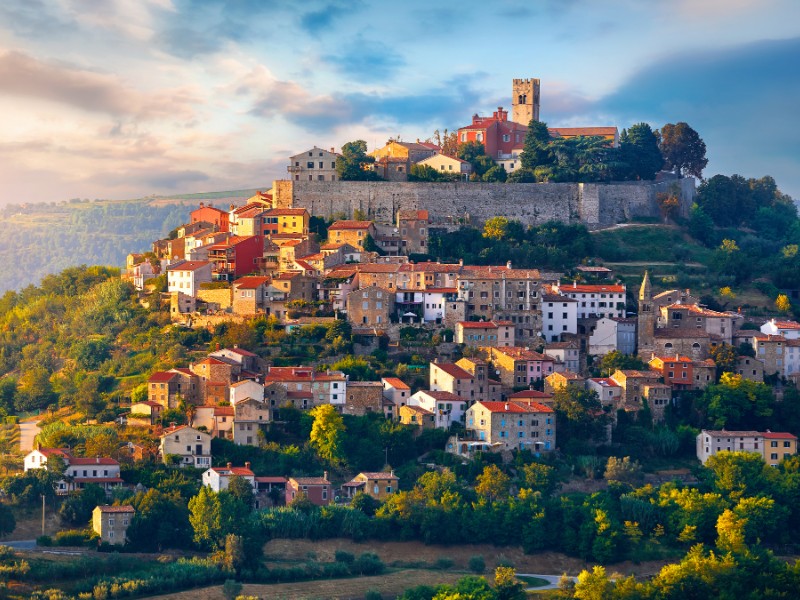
[0, 0, 797, 204]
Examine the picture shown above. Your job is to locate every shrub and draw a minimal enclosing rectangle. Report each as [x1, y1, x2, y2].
[468, 555, 486, 573]
[37, 535, 52, 547]
[54, 529, 93, 547]
[434, 557, 454, 570]
[334, 549, 354, 564]
[364, 591, 383, 600]
[353, 552, 384, 576]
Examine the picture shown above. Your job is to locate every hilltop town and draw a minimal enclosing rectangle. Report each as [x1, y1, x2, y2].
[2, 79, 800, 599]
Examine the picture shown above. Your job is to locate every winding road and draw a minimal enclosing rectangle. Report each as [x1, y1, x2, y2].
[19, 417, 41, 452]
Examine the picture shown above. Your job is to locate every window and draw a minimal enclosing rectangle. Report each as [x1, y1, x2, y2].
[307, 161, 314, 168]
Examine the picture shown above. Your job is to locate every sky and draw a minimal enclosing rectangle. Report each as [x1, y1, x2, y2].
[0, 0, 798, 204]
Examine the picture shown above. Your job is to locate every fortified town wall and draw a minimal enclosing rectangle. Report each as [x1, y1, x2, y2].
[271, 177, 695, 229]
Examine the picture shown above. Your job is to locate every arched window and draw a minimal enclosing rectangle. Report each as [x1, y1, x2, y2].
[664, 342, 673, 350]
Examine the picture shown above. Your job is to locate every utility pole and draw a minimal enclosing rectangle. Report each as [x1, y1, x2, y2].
[41, 494, 45, 537]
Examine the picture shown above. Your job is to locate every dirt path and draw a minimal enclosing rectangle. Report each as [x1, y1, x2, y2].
[147, 569, 464, 600]
[19, 418, 41, 452]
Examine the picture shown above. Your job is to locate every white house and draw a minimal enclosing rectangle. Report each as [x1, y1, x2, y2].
[166, 260, 213, 297]
[232, 398, 270, 445]
[586, 378, 622, 407]
[544, 341, 581, 373]
[202, 463, 256, 493]
[589, 317, 636, 356]
[761, 319, 800, 340]
[408, 390, 468, 429]
[415, 153, 472, 176]
[159, 425, 212, 468]
[288, 146, 340, 182]
[540, 293, 578, 342]
[24, 448, 123, 495]
[553, 282, 626, 319]
[229, 379, 265, 405]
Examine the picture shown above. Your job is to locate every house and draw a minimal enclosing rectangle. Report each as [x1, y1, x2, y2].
[408, 390, 468, 429]
[286, 473, 332, 506]
[414, 154, 471, 179]
[457, 107, 529, 160]
[166, 260, 213, 297]
[508, 389, 554, 405]
[370, 140, 438, 164]
[343, 381, 385, 416]
[544, 370, 585, 393]
[264, 366, 346, 408]
[544, 340, 581, 373]
[549, 126, 619, 147]
[429, 361, 478, 401]
[92, 505, 134, 545]
[288, 147, 340, 182]
[24, 447, 123, 495]
[207, 235, 264, 282]
[642, 383, 672, 421]
[190, 357, 233, 404]
[327, 221, 377, 251]
[455, 357, 503, 401]
[202, 462, 256, 493]
[552, 282, 626, 319]
[465, 401, 555, 452]
[761, 319, 800, 340]
[342, 471, 399, 500]
[751, 334, 787, 377]
[190, 203, 229, 232]
[127, 401, 163, 427]
[159, 425, 211, 468]
[263, 207, 310, 237]
[254, 476, 287, 508]
[737, 355, 765, 382]
[485, 346, 556, 389]
[232, 276, 272, 315]
[609, 369, 662, 409]
[659, 303, 736, 345]
[693, 359, 717, 390]
[398, 404, 435, 430]
[697, 430, 798, 465]
[229, 379, 265, 405]
[147, 370, 198, 409]
[457, 264, 542, 344]
[586, 378, 622, 408]
[382, 377, 410, 409]
[588, 317, 637, 356]
[232, 398, 270, 445]
[346, 287, 394, 327]
[229, 203, 268, 237]
[395, 209, 432, 255]
[456, 321, 515, 347]
[540, 293, 578, 342]
[213, 406, 235, 439]
[649, 355, 694, 389]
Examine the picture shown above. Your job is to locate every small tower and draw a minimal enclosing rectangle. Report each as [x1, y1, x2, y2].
[512, 78, 541, 125]
[637, 270, 656, 358]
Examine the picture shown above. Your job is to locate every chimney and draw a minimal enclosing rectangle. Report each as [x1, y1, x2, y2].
[245, 461, 251, 470]
[200, 202, 204, 208]
[506, 260, 512, 270]
[573, 281, 577, 288]
[323, 470, 329, 481]
[458, 258, 463, 266]
[96, 457, 100, 463]
[505, 403, 509, 411]
[330, 147, 335, 153]
[227, 462, 233, 469]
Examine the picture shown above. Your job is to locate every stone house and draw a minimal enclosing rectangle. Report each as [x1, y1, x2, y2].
[327, 220, 377, 251]
[346, 286, 394, 327]
[190, 357, 233, 404]
[343, 381, 384, 416]
[147, 369, 198, 409]
[232, 276, 272, 315]
[342, 471, 399, 501]
[286, 474, 332, 506]
[692, 359, 717, 390]
[232, 398, 270, 445]
[127, 401, 163, 427]
[398, 404, 435, 430]
[396, 209, 431, 255]
[642, 383, 672, 421]
[287, 147, 339, 182]
[263, 366, 346, 408]
[456, 320, 515, 347]
[414, 154, 471, 178]
[648, 355, 693, 390]
[159, 425, 211, 469]
[737, 355, 765, 382]
[454, 357, 503, 401]
[465, 401, 555, 452]
[408, 390, 467, 429]
[609, 369, 662, 409]
[485, 346, 556, 389]
[92, 505, 134, 545]
[544, 340, 581, 373]
[751, 334, 787, 377]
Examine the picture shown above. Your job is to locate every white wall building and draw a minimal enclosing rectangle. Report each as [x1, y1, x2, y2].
[540, 293, 578, 342]
[230, 379, 265, 405]
[553, 282, 626, 319]
[202, 463, 256, 493]
[408, 390, 468, 429]
[761, 319, 800, 340]
[166, 261, 213, 297]
[288, 147, 339, 182]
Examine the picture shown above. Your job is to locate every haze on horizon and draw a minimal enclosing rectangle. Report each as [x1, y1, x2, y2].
[0, 0, 798, 205]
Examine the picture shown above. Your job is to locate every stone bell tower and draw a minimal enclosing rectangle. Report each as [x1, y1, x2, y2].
[637, 270, 656, 358]
[512, 78, 540, 125]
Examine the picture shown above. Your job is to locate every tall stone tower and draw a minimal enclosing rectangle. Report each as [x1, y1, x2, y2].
[512, 78, 541, 125]
[637, 271, 656, 358]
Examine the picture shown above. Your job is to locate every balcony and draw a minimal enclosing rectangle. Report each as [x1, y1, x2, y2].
[287, 165, 302, 173]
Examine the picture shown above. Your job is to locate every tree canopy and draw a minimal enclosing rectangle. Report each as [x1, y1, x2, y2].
[336, 140, 380, 181]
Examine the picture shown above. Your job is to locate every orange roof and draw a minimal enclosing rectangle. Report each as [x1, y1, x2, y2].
[266, 208, 308, 216]
[233, 276, 270, 289]
[561, 283, 625, 293]
[329, 220, 373, 230]
[491, 346, 553, 361]
[167, 260, 211, 272]
[96, 505, 134, 513]
[210, 466, 254, 476]
[432, 363, 472, 379]
[149, 371, 179, 383]
[382, 377, 410, 390]
[549, 127, 618, 137]
[209, 236, 258, 250]
[476, 401, 553, 414]
[509, 390, 553, 399]
[763, 431, 798, 440]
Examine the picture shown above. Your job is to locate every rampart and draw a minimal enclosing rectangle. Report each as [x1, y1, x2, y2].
[271, 177, 695, 229]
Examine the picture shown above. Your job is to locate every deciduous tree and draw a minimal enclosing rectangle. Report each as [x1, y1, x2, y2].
[309, 404, 346, 464]
[658, 122, 708, 178]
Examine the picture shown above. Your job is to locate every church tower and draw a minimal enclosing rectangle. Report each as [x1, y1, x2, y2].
[512, 78, 540, 125]
[637, 270, 656, 358]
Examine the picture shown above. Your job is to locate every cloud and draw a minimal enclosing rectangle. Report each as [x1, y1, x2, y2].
[324, 39, 406, 82]
[0, 49, 200, 120]
[299, 1, 358, 35]
[590, 36, 800, 197]
[87, 168, 210, 190]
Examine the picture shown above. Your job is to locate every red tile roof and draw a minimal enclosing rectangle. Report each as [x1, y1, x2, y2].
[233, 276, 270, 289]
[382, 377, 410, 390]
[476, 401, 553, 413]
[69, 457, 119, 466]
[210, 466, 254, 476]
[329, 220, 374, 230]
[549, 127, 618, 137]
[420, 390, 464, 402]
[491, 347, 552, 361]
[214, 406, 234, 416]
[561, 283, 625, 293]
[266, 208, 308, 216]
[763, 431, 797, 440]
[167, 260, 211, 272]
[431, 363, 472, 379]
[255, 476, 287, 483]
[509, 390, 553, 399]
[290, 477, 330, 485]
[96, 505, 134, 513]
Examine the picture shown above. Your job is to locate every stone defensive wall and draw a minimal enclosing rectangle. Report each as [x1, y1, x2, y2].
[271, 176, 695, 229]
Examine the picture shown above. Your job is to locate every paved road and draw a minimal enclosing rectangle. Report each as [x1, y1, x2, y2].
[19, 418, 41, 452]
[518, 573, 578, 591]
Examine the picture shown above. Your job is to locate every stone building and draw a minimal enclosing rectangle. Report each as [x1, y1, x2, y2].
[159, 425, 211, 469]
[456, 320, 515, 347]
[328, 220, 377, 251]
[288, 147, 339, 182]
[346, 287, 395, 327]
[92, 505, 134, 546]
[343, 381, 385, 416]
[465, 400, 555, 452]
[286, 474, 332, 506]
[609, 369, 662, 409]
[397, 209, 431, 255]
[232, 276, 272, 315]
[232, 398, 270, 445]
[342, 471, 399, 501]
[398, 404, 435, 430]
[190, 358, 233, 404]
[512, 77, 541, 125]
[485, 346, 556, 389]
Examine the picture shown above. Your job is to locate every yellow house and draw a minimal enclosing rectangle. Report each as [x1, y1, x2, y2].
[369, 140, 437, 163]
[264, 208, 310, 236]
[92, 505, 135, 545]
[327, 220, 376, 251]
[416, 153, 472, 176]
[343, 471, 399, 500]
